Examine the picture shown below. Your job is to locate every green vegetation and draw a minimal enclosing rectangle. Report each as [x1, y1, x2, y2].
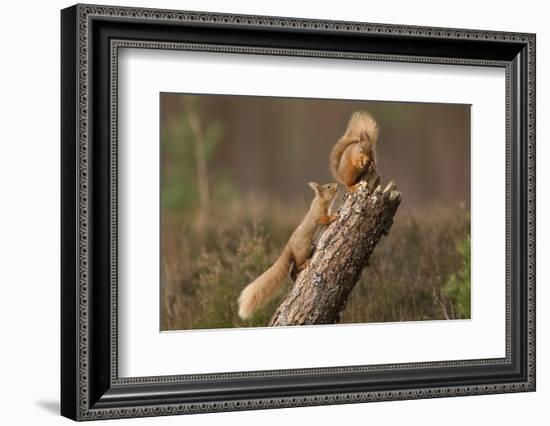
[161, 97, 230, 212]
[442, 235, 471, 319]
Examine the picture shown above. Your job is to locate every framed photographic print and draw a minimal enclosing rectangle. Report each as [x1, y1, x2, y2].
[61, 3, 536, 421]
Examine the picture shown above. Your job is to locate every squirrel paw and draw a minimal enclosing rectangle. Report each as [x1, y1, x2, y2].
[297, 259, 311, 271]
[347, 183, 360, 192]
[329, 213, 339, 223]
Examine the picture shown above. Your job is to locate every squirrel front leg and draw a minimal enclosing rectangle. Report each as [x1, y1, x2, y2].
[317, 213, 338, 225]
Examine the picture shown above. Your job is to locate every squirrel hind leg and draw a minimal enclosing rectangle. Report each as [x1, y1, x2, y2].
[297, 259, 311, 271]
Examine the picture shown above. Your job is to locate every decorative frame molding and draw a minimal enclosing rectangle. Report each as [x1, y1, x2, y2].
[61, 3, 535, 421]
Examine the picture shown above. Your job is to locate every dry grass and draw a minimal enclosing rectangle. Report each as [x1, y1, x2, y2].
[342, 206, 470, 324]
[161, 197, 470, 330]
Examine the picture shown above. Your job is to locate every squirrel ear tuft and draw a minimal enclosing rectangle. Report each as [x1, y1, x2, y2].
[308, 182, 320, 193]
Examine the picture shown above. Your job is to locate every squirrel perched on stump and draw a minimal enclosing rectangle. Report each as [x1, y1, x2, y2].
[329, 111, 379, 191]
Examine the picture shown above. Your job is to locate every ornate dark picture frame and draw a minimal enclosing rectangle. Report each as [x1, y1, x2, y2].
[61, 3, 536, 421]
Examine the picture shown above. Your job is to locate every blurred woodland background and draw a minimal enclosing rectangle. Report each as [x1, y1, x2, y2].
[160, 93, 471, 331]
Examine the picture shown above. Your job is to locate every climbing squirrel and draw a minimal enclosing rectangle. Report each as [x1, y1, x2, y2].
[329, 111, 379, 191]
[238, 182, 339, 320]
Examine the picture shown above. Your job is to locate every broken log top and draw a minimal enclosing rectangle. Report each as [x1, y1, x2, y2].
[269, 170, 401, 327]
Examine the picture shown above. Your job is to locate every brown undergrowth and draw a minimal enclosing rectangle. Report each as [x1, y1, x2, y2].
[161, 197, 470, 330]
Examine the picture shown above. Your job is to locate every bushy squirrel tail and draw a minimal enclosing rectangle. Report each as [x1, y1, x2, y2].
[329, 111, 379, 179]
[238, 246, 293, 320]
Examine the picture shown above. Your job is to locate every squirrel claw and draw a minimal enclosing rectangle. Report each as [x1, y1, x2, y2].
[329, 214, 339, 223]
[347, 184, 359, 193]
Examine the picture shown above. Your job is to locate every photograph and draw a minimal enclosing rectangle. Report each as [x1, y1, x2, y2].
[160, 94, 471, 331]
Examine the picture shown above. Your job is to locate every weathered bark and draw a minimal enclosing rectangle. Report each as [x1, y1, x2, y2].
[269, 170, 401, 326]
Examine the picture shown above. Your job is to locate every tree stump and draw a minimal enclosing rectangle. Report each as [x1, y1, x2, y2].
[269, 170, 401, 326]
